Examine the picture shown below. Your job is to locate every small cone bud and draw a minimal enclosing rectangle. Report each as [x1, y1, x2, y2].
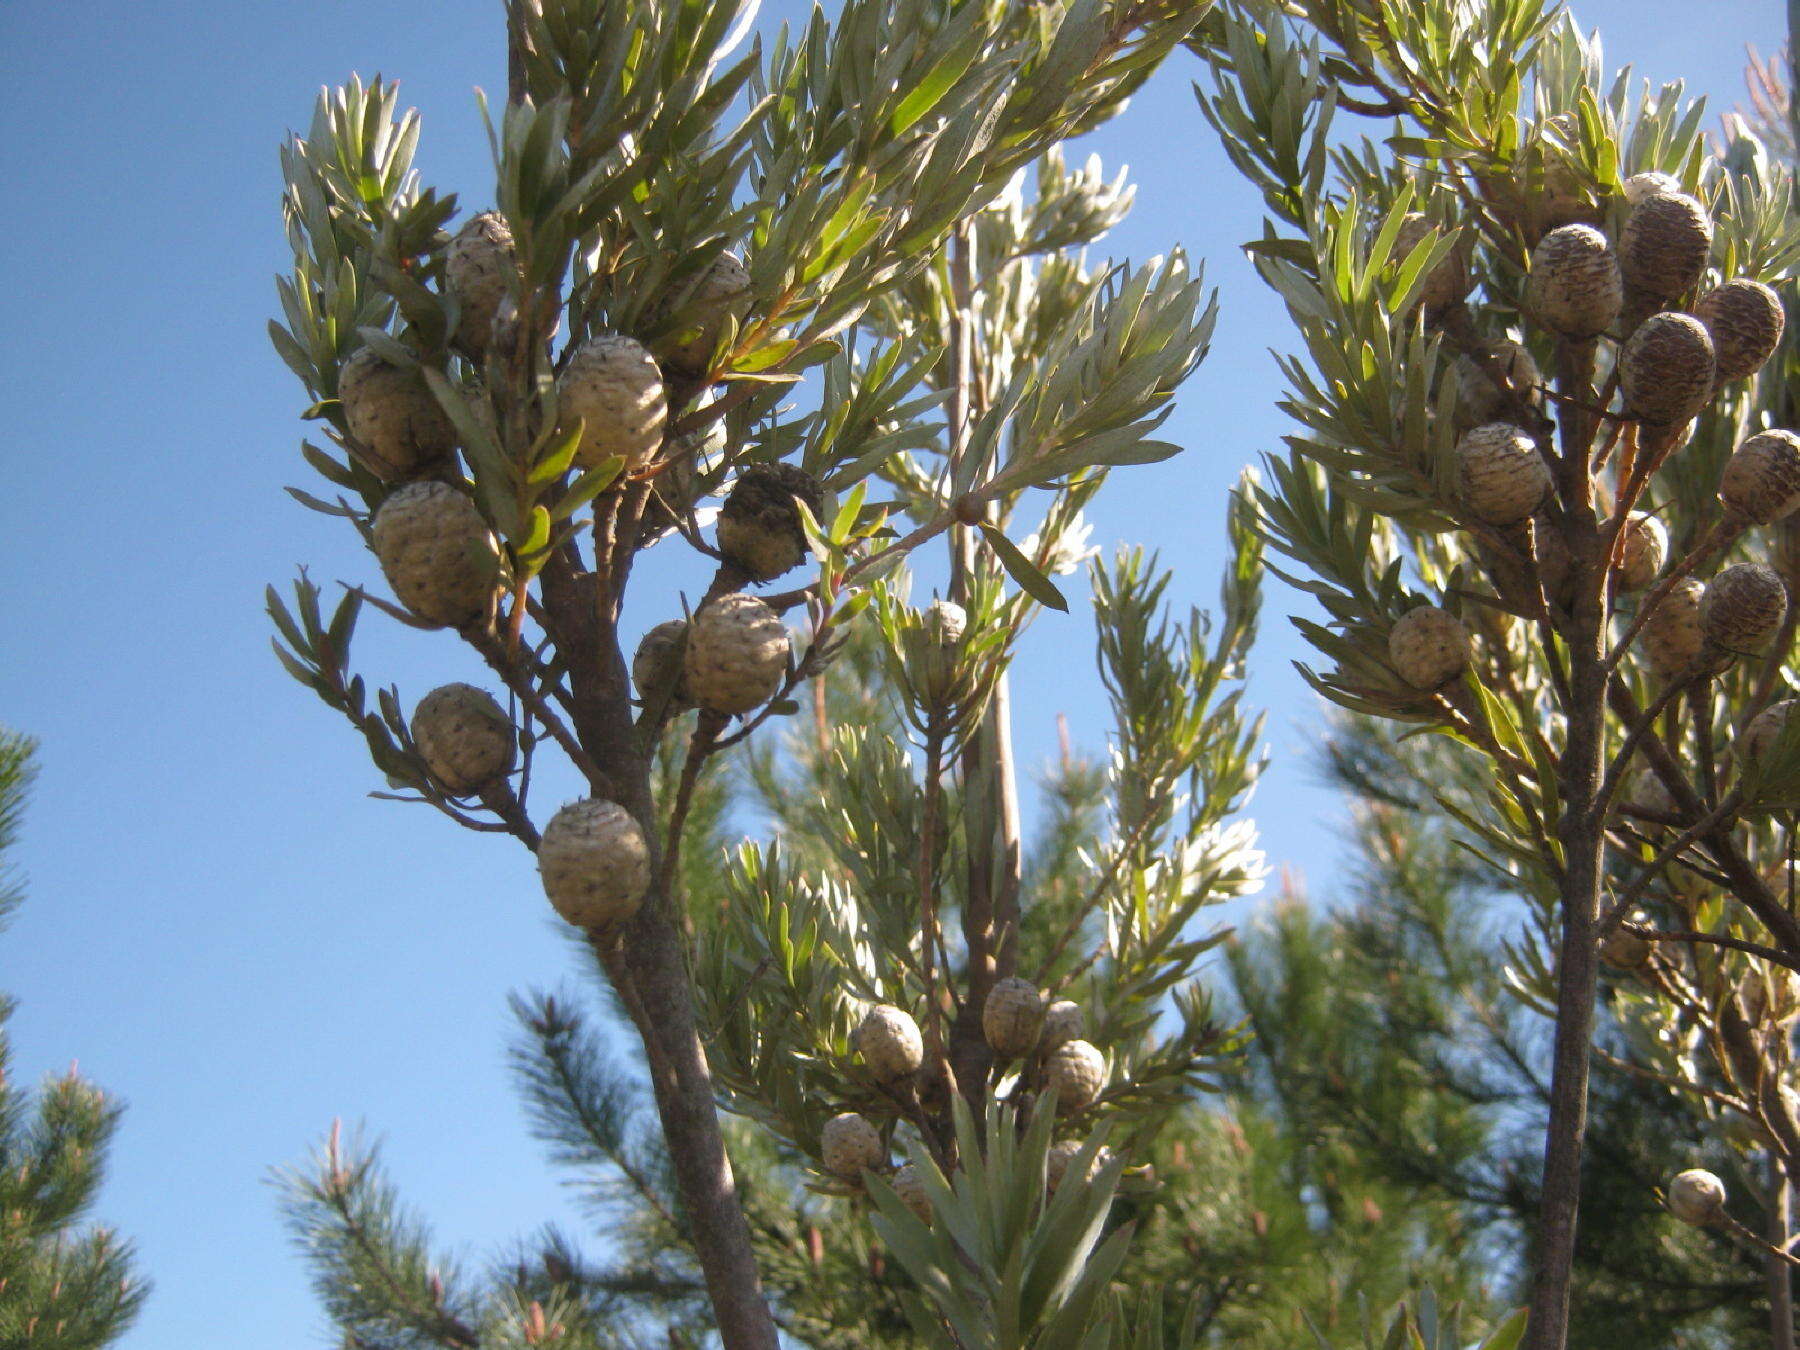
[1620, 312, 1714, 425]
[412, 683, 514, 794]
[1615, 513, 1665, 592]
[1394, 214, 1470, 312]
[905, 600, 967, 703]
[446, 212, 518, 357]
[1388, 606, 1472, 690]
[1454, 340, 1541, 432]
[1046, 1139, 1112, 1194]
[1455, 423, 1551, 525]
[1642, 576, 1706, 676]
[1527, 225, 1622, 339]
[1720, 430, 1800, 524]
[716, 463, 824, 581]
[685, 593, 790, 715]
[820, 1112, 884, 1180]
[891, 1163, 933, 1223]
[1694, 279, 1784, 383]
[1741, 699, 1798, 768]
[854, 1005, 923, 1082]
[656, 252, 752, 377]
[1667, 1169, 1726, 1226]
[537, 799, 652, 929]
[1043, 1039, 1106, 1114]
[632, 620, 692, 710]
[1620, 191, 1712, 302]
[558, 335, 667, 468]
[1622, 171, 1682, 205]
[338, 347, 456, 481]
[371, 482, 500, 628]
[1701, 563, 1788, 656]
[1038, 999, 1085, 1055]
[982, 977, 1046, 1059]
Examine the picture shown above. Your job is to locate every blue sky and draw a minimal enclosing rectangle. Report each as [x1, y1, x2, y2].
[0, 2, 1784, 1345]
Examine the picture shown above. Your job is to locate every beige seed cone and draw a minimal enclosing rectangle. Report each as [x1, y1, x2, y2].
[1626, 767, 1679, 819]
[1615, 514, 1665, 592]
[446, 211, 518, 358]
[1622, 171, 1682, 205]
[1527, 225, 1622, 339]
[854, 1005, 924, 1081]
[1455, 422, 1551, 525]
[1454, 340, 1541, 432]
[905, 599, 968, 703]
[820, 1112, 884, 1180]
[1388, 606, 1472, 690]
[338, 346, 457, 481]
[657, 252, 752, 377]
[685, 593, 790, 715]
[412, 683, 514, 794]
[1668, 1168, 1726, 1226]
[1720, 430, 1800, 525]
[1599, 923, 1653, 971]
[1695, 279, 1785, 383]
[1620, 191, 1712, 302]
[558, 335, 668, 468]
[1043, 1039, 1106, 1114]
[1046, 1139, 1112, 1194]
[1038, 999, 1085, 1055]
[537, 799, 652, 929]
[1621, 312, 1715, 425]
[371, 482, 499, 628]
[632, 620, 692, 710]
[715, 463, 824, 581]
[983, 977, 1046, 1059]
[1641, 577, 1707, 677]
[1701, 563, 1788, 656]
[891, 1163, 933, 1223]
[1741, 699, 1798, 768]
[1394, 214, 1470, 312]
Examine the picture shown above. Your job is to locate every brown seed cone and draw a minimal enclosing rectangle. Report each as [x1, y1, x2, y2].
[1701, 562, 1788, 655]
[1038, 1000, 1085, 1055]
[1454, 340, 1542, 432]
[632, 619, 692, 710]
[1394, 214, 1470, 312]
[1695, 279, 1785, 384]
[1641, 576, 1706, 677]
[537, 799, 652, 929]
[1615, 513, 1666, 592]
[1043, 1040, 1106, 1114]
[891, 1163, 933, 1223]
[1625, 767, 1679, 820]
[1387, 606, 1472, 690]
[1620, 312, 1715, 425]
[338, 346, 457, 481]
[854, 1005, 924, 1082]
[1668, 1168, 1727, 1226]
[1599, 924, 1654, 971]
[1455, 422, 1551, 525]
[558, 335, 668, 468]
[1527, 225, 1623, 339]
[371, 482, 500, 628]
[1622, 171, 1682, 205]
[1741, 699, 1799, 768]
[412, 683, 514, 794]
[820, 1112, 884, 1180]
[715, 463, 825, 581]
[446, 211, 518, 358]
[982, 977, 1046, 1059]
[684, 592, 790, 714]
[1620, 191, 1712, 302]
[1721, 429, 1800, 524]
[655, 252, 752, 377]
[1046, 1140, 1112, 1194]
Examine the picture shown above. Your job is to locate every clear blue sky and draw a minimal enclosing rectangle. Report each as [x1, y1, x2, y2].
[0, 2, 1782, 1345]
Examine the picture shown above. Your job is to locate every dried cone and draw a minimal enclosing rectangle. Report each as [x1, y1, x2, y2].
[1620, 313, 1715, 425]
[1527, 224, 1622, 339]
[338, 346, 456, 481]
[1695, 279, 1785, 383]
[1046, 1139, 1112, 1194]
[1454, 340, 1541, 431]
[1394, 214, 1470, 312]
[412, 683, 514, 794]
[854, 1005, 923, 1082]
[1388, 606, 1472, 690]
[1741, 699, 1798, 768]
[1626, 767, 1679, 819]
[1455, 422, 1551, 525]
[1615, 513, 1665, 592]
[685, 593, 790, 715]
[446, 211, 518, 357]
[1043, 1039, 1106, 1114]
[1701, 563, 1788, 656]
[658, 252, 751, 377]
[558, 335, 668, 469]
[537, 799, 652, 929]
[1620, 191, 1712, 302]
[371, 482, 499, 628]
[982, 977, 1046, 1059]
[1622, 171, 1681, 205]
[1667, 1169, 1726, 1226]
[1720, 430, 1800, 524]
[820, 1112, 884, 1180]
[716, 463, 825, 581]
[891, 1163, 932, 1223]
[1038, 999, 1085, 1055]
[1599, 922, 1653, 971]
[1641, 576, 1706, 677]
[632, 620, 692, 710]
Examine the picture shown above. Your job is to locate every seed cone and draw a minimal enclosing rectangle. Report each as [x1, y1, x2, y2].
[905, 600, 967, 702]
[656, 252, 751, 377]
[1455, 422, 1551, 525]
[892, 1163, 933, 1223]
[1394, 214, 1470, 312]
[1388, 606, 1472, 690]
[1046, 1140, 1111, 1194]
[1626, 767, 1679, 819]
[685, 593, 790, 714]
[632, 620, 692, 710]
[1038, 999, 1085, 1055]
[1721, 430, 1800, 524]
[1667, 1169, 1726, 1226]
[1620, 191, 1712, 302]
[1695, 279, 1785, 383]
[716, 463, 825, 581]
[1620, 312, 1715, 425]
[1043, 1039, 1106, 1114]
[1454, 340, 1541, 432]
[1527, 224, 1622, 339]
[855, 1005, 923, 1082]
[412, 683, 514, 794]
[537, 799, 652, 929]
[1622, 171, 1681, 205]
[558, 335, 668, 468]
[982, 977, 1045, 1059]
[820, 1112, 884, 1180]
[371, 482, 499, 628]
[1615, 513, 1665, 592]
[1741, 699, 1798, 768]
[1600, 923, 1653, 971]
[446, 211, 518, 357]
[1641, 576, 1706, 677]
[1701, 562, 1788, 656]
[338, 347, 457, 481]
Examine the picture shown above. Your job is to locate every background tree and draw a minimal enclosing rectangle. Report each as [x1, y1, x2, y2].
[0, 730, 147, 1350]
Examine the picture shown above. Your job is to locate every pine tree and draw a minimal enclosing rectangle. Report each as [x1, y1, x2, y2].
[0, 731, 147, 1350]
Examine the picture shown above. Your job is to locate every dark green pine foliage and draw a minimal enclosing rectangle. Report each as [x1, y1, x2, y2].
[0, 731, 147, 1350]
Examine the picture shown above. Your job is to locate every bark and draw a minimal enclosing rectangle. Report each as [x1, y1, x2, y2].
[1772, 1154, 1793, 1350]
